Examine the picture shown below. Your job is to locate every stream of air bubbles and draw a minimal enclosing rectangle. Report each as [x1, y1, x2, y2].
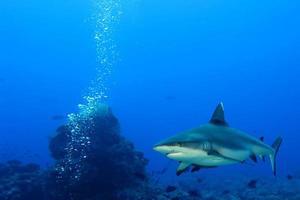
[55, 0, 122, 184]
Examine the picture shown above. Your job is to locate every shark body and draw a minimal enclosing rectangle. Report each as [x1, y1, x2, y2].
[154, 103, 282, 176]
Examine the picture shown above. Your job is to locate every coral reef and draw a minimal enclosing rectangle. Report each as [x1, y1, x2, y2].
[47, 104, 155, 200]
[0, 160, 44, 200]
[157, 174, 300, 200]
[0, 104, 299, 200]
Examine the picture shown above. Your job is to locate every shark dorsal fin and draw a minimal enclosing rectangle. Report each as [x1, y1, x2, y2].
[209, 102, 228, 126]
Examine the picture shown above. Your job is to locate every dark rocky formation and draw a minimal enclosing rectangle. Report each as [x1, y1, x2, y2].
[46, 104, 155, 200]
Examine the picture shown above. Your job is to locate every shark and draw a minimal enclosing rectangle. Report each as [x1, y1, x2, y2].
[153, 103, 282, 176]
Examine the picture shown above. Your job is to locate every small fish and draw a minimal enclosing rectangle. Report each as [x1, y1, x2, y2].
[165, 185, 177, 193]
[287, 174, 293, 180]
[222, 190, 230, 195]
[196, 178, 203, 183]
[188, 190, 201, 197]
[7, 160, 22, 166]
[51, 115, 66, 121]
[247, 179, 257, 189]
[160, 167, 168, 174]
[134, 172, 146, 180]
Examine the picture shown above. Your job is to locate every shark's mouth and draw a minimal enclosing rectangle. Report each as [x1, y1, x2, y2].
[166, 152, 183, 158]
[166, 150, 179, 156]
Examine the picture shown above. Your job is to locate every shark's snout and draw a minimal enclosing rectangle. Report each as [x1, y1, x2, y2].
[153, 145, 170, 154]
[153, 143, 184, 159]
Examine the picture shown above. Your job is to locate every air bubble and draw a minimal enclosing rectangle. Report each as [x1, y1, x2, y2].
[55, 0, 122, 186]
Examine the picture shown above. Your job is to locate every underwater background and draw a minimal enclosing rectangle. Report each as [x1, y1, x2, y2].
[0, 0, 300, 199]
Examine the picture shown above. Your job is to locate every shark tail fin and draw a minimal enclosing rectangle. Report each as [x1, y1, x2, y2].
[269, 137, 283, 176]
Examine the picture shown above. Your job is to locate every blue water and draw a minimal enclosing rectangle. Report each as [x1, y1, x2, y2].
[0, 0, 300, 185]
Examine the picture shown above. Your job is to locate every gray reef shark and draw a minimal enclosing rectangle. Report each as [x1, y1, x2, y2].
[154, 103, 282, 176]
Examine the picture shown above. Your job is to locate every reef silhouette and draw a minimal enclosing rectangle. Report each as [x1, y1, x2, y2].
[47, 104, 156, 200]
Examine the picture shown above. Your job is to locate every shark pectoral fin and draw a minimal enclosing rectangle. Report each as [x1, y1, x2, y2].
[176, 162, 191, 176]
[260, 136, 264, 142]
[250, 155, 257, 163]
[191, 165, 216, 173]
[258, 155, 264, 161]
[191, 165, 202, 173]
[258, 155, 266, 162]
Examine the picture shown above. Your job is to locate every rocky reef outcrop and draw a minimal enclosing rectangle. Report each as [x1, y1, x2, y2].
[0, 160, 44, 200]
[46, 104, 156, 200]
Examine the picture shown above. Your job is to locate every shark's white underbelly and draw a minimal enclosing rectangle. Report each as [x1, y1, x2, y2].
[193, 156, 237, 166]
[166, 148, 239, 166]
